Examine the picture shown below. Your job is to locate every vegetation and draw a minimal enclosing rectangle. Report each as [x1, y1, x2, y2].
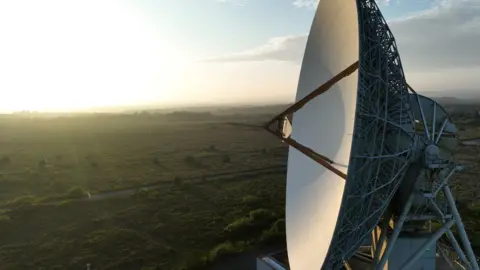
[443, 102, 480, 251]
[0, 109, 287, 269]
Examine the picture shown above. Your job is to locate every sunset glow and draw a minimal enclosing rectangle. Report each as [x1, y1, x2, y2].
[0, 0, 186, 112]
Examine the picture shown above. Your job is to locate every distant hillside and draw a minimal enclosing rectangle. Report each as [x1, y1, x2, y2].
[422, 90, 480, 100]
[434, 97, 480, 105]
[134, 104, 290, 116]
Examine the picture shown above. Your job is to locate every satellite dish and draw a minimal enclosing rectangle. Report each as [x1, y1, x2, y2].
[283, 0, 360, 268]
[265, 0, 414, 268]
[264, 0, 479, 269]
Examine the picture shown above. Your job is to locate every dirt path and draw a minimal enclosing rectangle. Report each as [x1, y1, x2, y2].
[462, 137, 480, 146]
[79, 165, 287, 201]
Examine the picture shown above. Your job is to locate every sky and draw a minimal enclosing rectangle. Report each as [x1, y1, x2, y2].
[0, 0, 479, 112]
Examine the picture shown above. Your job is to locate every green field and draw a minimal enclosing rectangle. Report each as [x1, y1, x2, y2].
[0, 111, 288, 270]
[0, 113, 286, 199]
[0, 104, 479, 269]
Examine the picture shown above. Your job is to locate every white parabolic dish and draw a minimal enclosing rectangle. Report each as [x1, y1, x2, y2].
[285, 0, 359, 269]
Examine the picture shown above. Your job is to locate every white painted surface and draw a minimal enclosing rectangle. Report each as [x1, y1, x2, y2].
[285, 0, 359, 269]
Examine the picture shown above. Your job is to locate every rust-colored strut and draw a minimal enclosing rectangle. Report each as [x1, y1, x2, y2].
[264, 61, 359, 180]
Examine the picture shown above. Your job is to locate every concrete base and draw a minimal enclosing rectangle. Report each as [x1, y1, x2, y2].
[386, 234, 437, 270]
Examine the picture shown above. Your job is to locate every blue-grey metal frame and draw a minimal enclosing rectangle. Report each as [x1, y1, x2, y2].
[323, 0, 416, 268]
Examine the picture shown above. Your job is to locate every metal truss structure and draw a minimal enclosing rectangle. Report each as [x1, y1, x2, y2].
[264, 61, 359, 180]
[264, 1, 478, 269]
[370, 93, 480, 270]
[323, 1, 415, 268]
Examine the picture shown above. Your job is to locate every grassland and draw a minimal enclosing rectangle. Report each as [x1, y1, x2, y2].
[0, 110, 288, 270]
[0, 112, 285, 200]
[0, 103, 479, 269]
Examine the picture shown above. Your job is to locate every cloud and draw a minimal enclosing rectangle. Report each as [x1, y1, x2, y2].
[389, 0, 480, 71]
[216, 0, 249, 6]
[292, 0, 391, 8]
[291, 0, 318, 8]
[204, 0, 480, 74]
[218, 0, 391, 8]
[200, 35, 307, 63]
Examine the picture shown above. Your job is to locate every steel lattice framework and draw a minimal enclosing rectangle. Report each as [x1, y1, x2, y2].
[322, 0, 416, 268]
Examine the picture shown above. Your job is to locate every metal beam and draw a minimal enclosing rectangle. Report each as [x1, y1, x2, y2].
[400, 219, 455, 270]
[377, 194, 415, 269]
[264, 62, 359, 180]
[444, 186, 480, 270]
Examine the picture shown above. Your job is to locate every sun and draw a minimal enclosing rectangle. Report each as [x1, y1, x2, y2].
[0, 0, 184, 112]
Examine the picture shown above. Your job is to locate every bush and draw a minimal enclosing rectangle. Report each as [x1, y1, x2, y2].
[222, 155, 230, 163]
[140, 266, 159, 270]
[185, 156, 195, 164]
[0, 215, 11, 223]
[174, 177, 183, 187]
[269, 218, 285, 234]
[38, 159, 47, 168]
[133, 188, 150, 198]
[4, 195, 40, 208]
[182, 241, 250, 270]
[249, 208, 277, 221]
[241, 195, 261, 206]
[207, 241, 246, 262]
[224, 217, 252, 233]
[471, 232, 480, 248]
[55, 200, 75, 207]
[0, 156, 11, 166]
[66, 187, 88, 199]
[259, 219, 286, 245]
[224, 209, 278, 241]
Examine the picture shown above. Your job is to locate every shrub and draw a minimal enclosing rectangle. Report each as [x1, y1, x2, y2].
[55, 200, 75, 207]
[249, 208, 277, 221]
[241, 195, 261, 206]
[4, 195, 39, 207]
[471, 232, 480, 248]
[0, 215, 11, 223]
[222, 155, 231, 163]
[224, 217, 252, 233]
[38, 159, 47, 168]
[224, 209, 278, 241]
[0, 156, 11, 166]
[185, 156, 195, 164]
[133, 188, 150, 198]
[270, 218, 286, 234]
[174, 177, 183, 187]
[207, 241, 246, 262]
[259, 219, 286, 245]
[66, 187, 88, 199]
[140, 266, 158, 270]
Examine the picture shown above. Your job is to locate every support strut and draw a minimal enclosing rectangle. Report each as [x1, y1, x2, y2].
[264, 61, 359, 180]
